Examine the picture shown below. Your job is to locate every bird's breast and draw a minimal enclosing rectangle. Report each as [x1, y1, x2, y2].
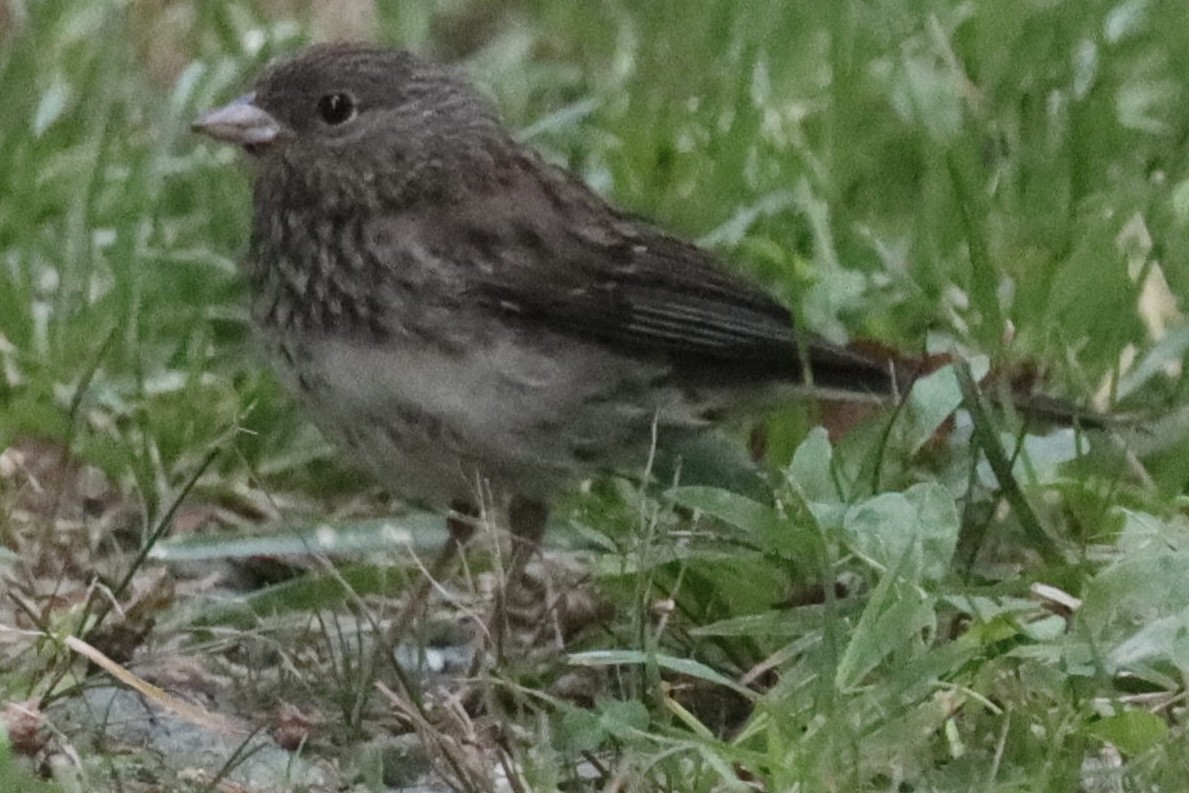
[247, 206, 395, 342]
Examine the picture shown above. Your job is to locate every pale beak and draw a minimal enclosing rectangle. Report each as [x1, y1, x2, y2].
[192, 92, 282, 149]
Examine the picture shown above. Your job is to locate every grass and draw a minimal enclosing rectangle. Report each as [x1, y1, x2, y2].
[2, 0, 1189, 790]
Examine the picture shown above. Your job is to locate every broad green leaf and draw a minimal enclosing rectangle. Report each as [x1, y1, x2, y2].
[1085, 711, 1169, 757]
[669, 485, 823, 562]
[835, 574, 934, 692]
[843, 483, 959, 582]
[787, 427, 837, 503]
[1109, 606, 1189, 672]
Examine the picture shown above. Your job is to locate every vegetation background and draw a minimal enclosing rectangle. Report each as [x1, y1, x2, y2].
[2, 0, 1189, 790]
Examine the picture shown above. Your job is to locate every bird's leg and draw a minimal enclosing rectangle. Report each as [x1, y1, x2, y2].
[489, 495, 548, 659]
[507, 496, 548, 579]
[386, 500, 478, 644]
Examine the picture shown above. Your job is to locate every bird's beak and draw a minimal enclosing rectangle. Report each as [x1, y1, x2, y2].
[192, 92, 282, 150]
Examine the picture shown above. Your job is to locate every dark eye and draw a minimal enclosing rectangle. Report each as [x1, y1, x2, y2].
[317, 92, 357, 125]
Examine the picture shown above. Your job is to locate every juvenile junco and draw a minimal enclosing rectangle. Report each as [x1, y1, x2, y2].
[193, 43, 901, 566]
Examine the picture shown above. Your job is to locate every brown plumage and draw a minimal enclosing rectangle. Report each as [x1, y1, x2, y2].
[192, 43, 902, 572]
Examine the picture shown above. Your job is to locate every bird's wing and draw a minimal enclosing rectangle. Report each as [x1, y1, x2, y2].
[411, 152, 896, 395]
[478, 226, 798, 360]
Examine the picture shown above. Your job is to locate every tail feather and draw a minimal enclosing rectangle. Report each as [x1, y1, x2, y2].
[802, 337, 1108, 429]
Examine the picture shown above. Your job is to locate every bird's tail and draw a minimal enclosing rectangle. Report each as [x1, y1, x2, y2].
[802, 336, 1108, 429]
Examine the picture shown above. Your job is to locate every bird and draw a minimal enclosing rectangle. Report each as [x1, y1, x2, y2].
[191, 42, 913, 623]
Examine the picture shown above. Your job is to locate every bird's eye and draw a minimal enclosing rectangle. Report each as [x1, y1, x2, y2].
[317, 92, 357, 125]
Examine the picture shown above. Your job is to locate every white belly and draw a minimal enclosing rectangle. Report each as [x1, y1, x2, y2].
[265, 331, 690, 507]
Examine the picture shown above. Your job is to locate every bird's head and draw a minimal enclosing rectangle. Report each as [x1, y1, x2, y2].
[193, 43, 503, 210]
